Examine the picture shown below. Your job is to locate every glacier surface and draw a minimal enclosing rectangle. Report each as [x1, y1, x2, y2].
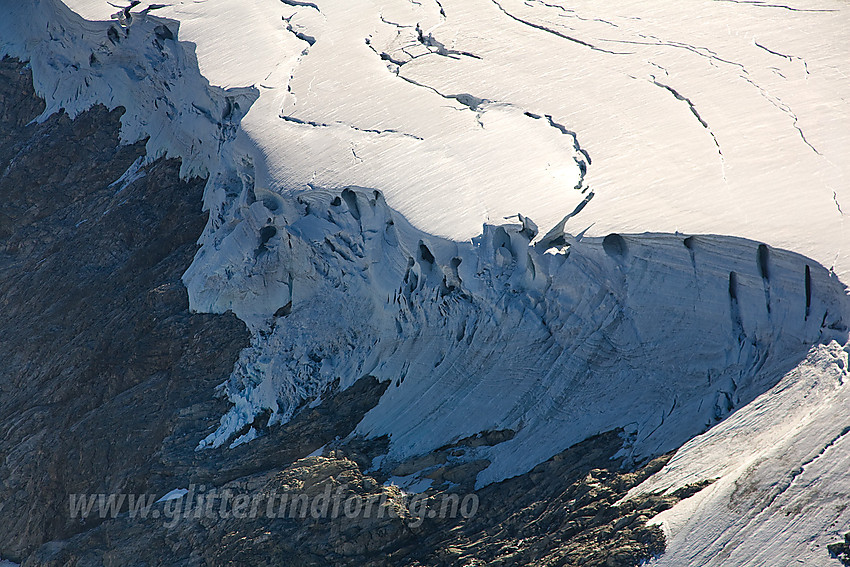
[3, 0, 850, 564]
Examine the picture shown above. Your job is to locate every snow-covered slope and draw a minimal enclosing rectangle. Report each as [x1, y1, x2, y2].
[3, 0, 849, 565]
[52, 0, 850, 279]
[0, 0, 258, 181]
[628, 341, 850, 566]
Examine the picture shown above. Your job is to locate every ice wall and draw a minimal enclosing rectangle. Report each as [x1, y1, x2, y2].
[185, 177, 849, 485]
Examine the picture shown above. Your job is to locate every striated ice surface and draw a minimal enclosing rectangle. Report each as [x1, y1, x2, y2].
[185, 182, 849, 489]
[629, 341, 850, 567]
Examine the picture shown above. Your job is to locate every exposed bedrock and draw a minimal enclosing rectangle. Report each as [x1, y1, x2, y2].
[0, 57, 251, 558]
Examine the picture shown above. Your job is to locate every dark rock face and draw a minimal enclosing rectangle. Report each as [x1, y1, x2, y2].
[25, 431, 708, 567]
[0, 56, 249, 559]
[829, 532, 850, 566]
[0, 57, 709, 566]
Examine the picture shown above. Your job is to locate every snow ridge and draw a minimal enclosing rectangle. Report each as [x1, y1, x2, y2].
[186, 166, 849, 487]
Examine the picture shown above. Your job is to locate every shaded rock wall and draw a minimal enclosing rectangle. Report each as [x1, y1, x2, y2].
[0, 56, 249, 558]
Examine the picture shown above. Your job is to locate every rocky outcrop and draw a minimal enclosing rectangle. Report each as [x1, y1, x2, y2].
[829, 532, 850, 566]
[25, 429, 709, 567]
[0, 56, 249, 559]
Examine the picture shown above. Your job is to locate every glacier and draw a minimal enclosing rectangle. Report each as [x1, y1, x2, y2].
[3, 0, 850, 564]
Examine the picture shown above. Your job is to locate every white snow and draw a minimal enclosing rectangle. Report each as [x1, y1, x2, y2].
[0, 1, 259, 181]
[386, 474, 435, 494]
[3, 0, 850, 565]
[46, 0, 850, 279]
[228, 426, 259, 449]
[306, 445, 326, 458]
[627, 341, 850, 567]
[108, 156, 148, 195]
[155, 488, 189, 503]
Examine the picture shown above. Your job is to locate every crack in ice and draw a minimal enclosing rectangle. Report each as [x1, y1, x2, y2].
[712, 0, 837, 12]
[753, 39, 809, 76]
[602, 34, 747, 71]
[523, 0, 620, 27]
[375, 17, 481, 66]
[737, 74, 821, 155]
[751, 425, 850, 518]
[489, 0, 633, 55]
[280, 114, 425, 140]
[650, 78, 727, 182]
[364, 34, 590, 189]
[280, 0, 320, 12]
